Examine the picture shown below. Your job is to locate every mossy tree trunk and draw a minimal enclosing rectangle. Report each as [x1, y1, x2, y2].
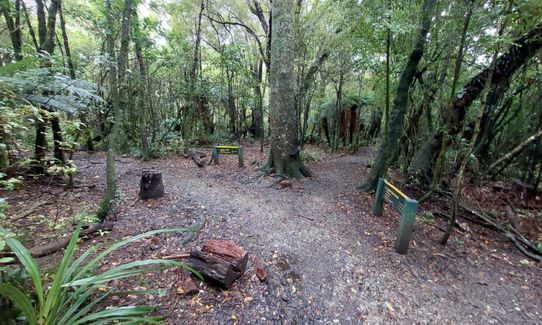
[266, 0, 310, 178]
[360, 0, 436, 191]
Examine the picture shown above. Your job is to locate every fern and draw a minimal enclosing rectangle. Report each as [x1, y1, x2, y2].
[0, 68, 104, 113]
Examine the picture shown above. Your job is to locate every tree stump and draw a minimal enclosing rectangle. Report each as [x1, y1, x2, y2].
[139, 170, 164, 199]
[187, 240, 248, 289]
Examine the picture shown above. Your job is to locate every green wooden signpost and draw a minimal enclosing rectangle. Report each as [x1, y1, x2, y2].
[212, 145, 244, 167]
[374, 178, 418, 255]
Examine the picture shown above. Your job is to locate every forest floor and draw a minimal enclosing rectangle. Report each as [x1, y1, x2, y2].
[3, 143, 542, 324]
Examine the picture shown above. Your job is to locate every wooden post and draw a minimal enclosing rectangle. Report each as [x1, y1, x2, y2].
[395, 199, 418, 254]
[374, 178, 385, 217]
[213, 147, 219, 165]
[139, 170, 164, 199]
[238, 146, 244, 167]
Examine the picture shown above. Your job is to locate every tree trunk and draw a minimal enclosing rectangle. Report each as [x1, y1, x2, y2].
[299, 49, 329, 144]
[227, 76, 236, 135]
[33, 111, 47, 164]
[251, 61, 264, 139]
[442, 0, 511, 245]
[384, 0, 391, 137]
[38, 0, 59, 55]
[35, 0, 46, 46]
[133, 13, 150, 160]
[58, 0, 75, 79]
[98, 0, 123, 222]
[332, 67, 344, 152]
[1, 0, 23, 61]
[429, 0, 474, 191]
[32, 0, 60, 166]
[51, 115, 65, 164]
[117, 0, 132, 83]
[20, 0, 39, 51]
[361, 0, 436, 191]
[266, 0, 310, 178]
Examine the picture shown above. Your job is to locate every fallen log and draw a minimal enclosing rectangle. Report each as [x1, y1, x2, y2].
[31, 223, 114, 257]
[1, 223, 113, 260]
[187, 240, 248, 288]
[187, 251, 238, 289]
[202, 239, 248, 276]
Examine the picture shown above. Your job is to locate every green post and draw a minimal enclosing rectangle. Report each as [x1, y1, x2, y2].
[395, 199, 418, 255]
[374, 178, 385, 217]
[238, 146, 244, 167]
[213, 147, 219, 165]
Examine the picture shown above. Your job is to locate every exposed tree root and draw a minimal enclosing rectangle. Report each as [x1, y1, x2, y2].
[266, 149, 312, 179]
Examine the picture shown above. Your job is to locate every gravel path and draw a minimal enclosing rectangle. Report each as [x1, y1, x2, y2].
[3, 145, 533, 324]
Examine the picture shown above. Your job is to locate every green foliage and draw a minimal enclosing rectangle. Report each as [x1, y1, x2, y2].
[0, 173, 23, 191]
[0, 57, 39, 77]
[419, 210, 435, 223]
[0, 225, 196, 325]
[46, 163, 77, 179]
[0, 68, 103, 114]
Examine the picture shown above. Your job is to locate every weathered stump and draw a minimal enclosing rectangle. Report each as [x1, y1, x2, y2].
[187, 240, 248, 289]
[139, 170, 164, 199]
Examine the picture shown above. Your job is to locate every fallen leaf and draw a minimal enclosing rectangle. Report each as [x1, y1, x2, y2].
[386, 302, 395, 313]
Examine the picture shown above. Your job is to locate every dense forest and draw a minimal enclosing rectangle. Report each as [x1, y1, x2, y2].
[0, 0, 541, 323]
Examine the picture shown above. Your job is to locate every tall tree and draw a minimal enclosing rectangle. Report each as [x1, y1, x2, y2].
[360, 0, 436, 191]
[429, 0, 475, 192]
[98, 0, 124, 220]
[132, 12, 150, 160]
[266, 0, 310, 178]
[33, 0, 62, 166]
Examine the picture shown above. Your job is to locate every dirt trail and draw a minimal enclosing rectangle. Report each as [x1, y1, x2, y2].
[83, 145, 539, 325]
[5, 145, 538, 324]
